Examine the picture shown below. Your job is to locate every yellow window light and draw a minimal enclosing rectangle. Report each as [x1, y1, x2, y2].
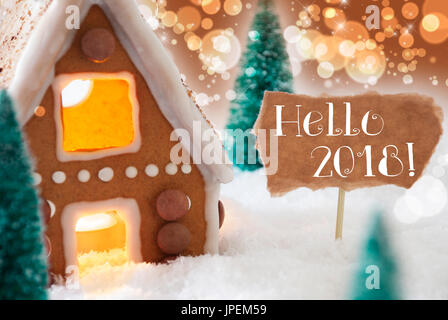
[61, 78, 135, 152]
[75, 211, 126, 255]
[75, 212, 117, 232]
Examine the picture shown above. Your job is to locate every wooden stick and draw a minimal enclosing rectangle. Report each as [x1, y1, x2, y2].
[335, 188, 346, 240]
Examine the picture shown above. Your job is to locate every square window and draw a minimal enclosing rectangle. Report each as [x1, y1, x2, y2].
[53, 72, 141, 162]
[61, 78, 134, 151]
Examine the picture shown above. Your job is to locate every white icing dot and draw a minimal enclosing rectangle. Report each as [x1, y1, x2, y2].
[77, 170, 90, 183]
[33, 172, 42, 185]
[52, 171, 66, 184]
[165, 163, 178, 175]
[145, 164, 159, 177]
[126, 166, 138, 179]
[181, 164, 192, 174]
[47, 200, 56, 218]
[98, 167, 114, 182]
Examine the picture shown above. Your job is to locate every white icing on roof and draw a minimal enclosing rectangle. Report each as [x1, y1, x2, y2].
[7, 0, 233, 184]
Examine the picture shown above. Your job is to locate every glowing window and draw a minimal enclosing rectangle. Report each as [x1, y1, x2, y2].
[75, 211, 128, 275]
[60, 77, 135, 152]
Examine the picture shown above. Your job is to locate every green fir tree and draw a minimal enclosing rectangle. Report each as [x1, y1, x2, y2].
[351, 211, 400, 300]
[225, 0, 293, 171]
[0, 90, 47, 300]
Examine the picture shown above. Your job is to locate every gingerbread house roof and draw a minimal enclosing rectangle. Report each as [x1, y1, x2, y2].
[7, 0, 233, 184]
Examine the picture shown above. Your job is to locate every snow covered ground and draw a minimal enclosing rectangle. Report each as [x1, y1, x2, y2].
[50, 139, 448, 299]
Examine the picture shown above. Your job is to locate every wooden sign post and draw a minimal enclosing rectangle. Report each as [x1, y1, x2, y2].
[254, 91, 443, 239]
[335, 188, 345, 240]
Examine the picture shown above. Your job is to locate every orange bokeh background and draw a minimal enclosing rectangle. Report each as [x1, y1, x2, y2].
[150, 0, 448, 128]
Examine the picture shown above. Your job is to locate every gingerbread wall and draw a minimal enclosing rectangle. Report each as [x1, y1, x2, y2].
[24, 6, 207, 277]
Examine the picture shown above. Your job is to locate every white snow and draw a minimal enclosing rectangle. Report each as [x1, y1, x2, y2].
[50, 136, 448, 300]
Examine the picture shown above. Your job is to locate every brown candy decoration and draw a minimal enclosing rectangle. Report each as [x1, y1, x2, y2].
[157, 223, 191, 254]
[41, 200, 51, 225]
[81, 28, 115, 63]
[156, 189, 190, 221]
[218, 200, 225, 229]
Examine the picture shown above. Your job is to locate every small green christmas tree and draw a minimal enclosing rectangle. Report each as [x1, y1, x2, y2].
[225, 0, 293, 171]
[0, 90, 48, 300]
[351, 211, 400, 300]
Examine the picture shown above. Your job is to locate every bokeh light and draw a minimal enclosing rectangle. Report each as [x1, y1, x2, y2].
[402, 2, 419, 20]
[202, 0, 221, 15]
[201, 17, 214, 30]
[346, 48, 386, 84]
[200, 29, 241, 73]
[381, 7, 395, 21]
[394, 175, 447, 224]
[161, 10, 177, 27]
[224, 0, 242, 16]
[335, 21, 369, 42]
[323, 7, 346, 30]
[177, 6, 201, 32]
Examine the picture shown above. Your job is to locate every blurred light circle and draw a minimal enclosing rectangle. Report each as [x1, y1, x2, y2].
[346, 48, 386, 84]
[399, 32, 415, 48]
[422, 13, 440, 32]
[225, 89, 236, 100]
[403, 74, 413, 84]
[404, 175, 447, 218]
[307, 4, 321, 17]
[432, 166, 446, 178]
[249, 30, 260, 41]
[367, 76, 378, 85]
[201, 18, 213, 30]
[375, 32, 386, 42]
[284, 26, 302, 43]
[402, 48, 415, 61]
[202, 0, 221, 15]
[419, 12, 448, 44]
[339, 40, 356, 57]
[195, 93, 209, 107]
[335, 21, 369, 42]
[200, 29, 241, 73]
[382, 7, 395, 20]
[187, 34, 202, 50]
[177, 6, 202, 31]
[224, 0, 242, 16]
[317, 61, 334, 79]
[162, 11, 177, 27]
[213, 35, 231, 53]
[296, 30, 321, 60]
[323, 7, 336, 19]
[323, 8, 346, 30]
[402, 2, 419, 20]
[394, 195, 420, 224]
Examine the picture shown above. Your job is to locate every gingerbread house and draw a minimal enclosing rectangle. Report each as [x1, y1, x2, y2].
[6, 0, 233, 280]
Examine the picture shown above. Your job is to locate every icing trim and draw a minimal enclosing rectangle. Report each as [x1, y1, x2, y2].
[203, 179, 220, 254]
[7, 0, 233, 183]
[52, 71, 142, 162]
[7, 0, 231, 257]
[61, 198, 143, 277]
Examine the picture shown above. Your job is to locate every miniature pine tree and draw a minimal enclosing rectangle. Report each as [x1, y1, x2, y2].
[0, 90, 48, 300]
[225, 0, 293, 171]
[351, 211, 400, 300]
